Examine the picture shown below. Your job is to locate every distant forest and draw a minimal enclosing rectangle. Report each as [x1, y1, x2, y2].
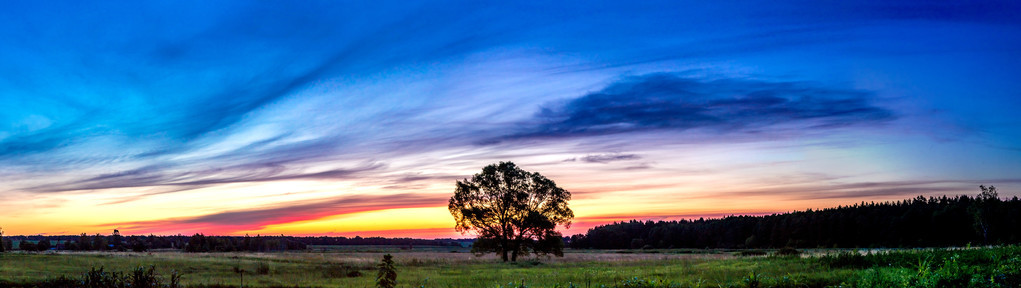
[4, 188, 1017, 253]
[570, 190, 1020, 249]
[2, 233, 467, 253]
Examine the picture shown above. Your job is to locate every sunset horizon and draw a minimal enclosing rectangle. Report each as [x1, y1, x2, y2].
[2, 1, 1020, 240]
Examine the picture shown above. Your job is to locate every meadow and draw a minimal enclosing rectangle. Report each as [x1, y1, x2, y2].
[1, 246, 1018, 288]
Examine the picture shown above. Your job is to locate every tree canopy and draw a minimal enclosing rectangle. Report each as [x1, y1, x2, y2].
[448, 161, 573, 261]
[571, 187, 1020, 249]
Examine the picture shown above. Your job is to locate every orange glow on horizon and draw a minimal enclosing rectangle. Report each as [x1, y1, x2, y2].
[2, 153, 992, 238]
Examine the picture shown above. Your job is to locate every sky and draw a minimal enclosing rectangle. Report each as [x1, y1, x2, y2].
[1, 1, 1020, 238]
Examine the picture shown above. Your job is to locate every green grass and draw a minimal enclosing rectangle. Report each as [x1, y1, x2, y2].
[0, 247, 1016, 287]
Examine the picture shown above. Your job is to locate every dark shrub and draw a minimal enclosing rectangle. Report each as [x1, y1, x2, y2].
[820, 251, 868, 268]
[18, 241, 36, 251]
[129, 266, 161, 288]
[773, 247, 801, 257]
[255, 262, 271, 275]
[737, 250, 768, 257]
[83, 266, 123, 288]
[321, 262, 363, 278]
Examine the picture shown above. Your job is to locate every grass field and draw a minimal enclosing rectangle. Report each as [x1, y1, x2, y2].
[0, 247, 1017, 288]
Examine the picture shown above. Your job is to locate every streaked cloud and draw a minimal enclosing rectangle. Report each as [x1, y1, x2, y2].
[581, 153, 641, 164]
[33, 162, 385, 193]
[107, 193, 448, 235]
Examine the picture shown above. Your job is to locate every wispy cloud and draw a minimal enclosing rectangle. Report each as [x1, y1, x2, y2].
[33, 162, 384, 193]
[581, 153, 641, 164]
[705, 179, 1021, 201]
[0, 2, 523, 161]
[106, 193, 448, 235]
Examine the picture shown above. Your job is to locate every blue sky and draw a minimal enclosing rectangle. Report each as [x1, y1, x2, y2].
[1, 1, 1020, 236]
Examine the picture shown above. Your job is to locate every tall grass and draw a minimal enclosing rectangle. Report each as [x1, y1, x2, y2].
[820, 246, 1021, 287]
[1, 247, 1015, 287]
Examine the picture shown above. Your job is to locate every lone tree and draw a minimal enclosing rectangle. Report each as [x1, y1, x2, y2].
[448, 161, 574, 262]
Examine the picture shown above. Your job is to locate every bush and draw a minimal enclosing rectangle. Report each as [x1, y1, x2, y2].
[78, 266, 181, 288]
[255, 262, 271, 275]
[819, 251, 868, 268]
[83, 266, 122, 288]
[18, 241, 36, 251]
[737, 250, 768, 257]
[772, 247, 801, 257]
[36, 240, 52, 251]
[512, 259, 544, 267]
[128, 266, 161, 288]
[320, 262, 363, 278]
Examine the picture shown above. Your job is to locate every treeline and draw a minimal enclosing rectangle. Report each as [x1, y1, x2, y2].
[5, 232, 308, 252]
[9, 231, 186, 252]
[570, 189, 1020, 249]
[2, 233, 464, 253]
[295, 236, 468, 246]
[183, 234, 307, 252]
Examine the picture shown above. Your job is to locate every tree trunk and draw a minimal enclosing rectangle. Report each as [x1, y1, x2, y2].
[501, 232, 510, 262]
[509, 240, 520, 262]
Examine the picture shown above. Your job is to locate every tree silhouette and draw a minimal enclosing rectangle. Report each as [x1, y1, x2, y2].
[112, 229, 123, 251]
[76, 233, 92, 251]
[19, 240, 36, 251]
[970, 185, 1000, 244]
[448, 161, 573, 262]
[0, 227, 5, 253]
[36, 238, 51, 251]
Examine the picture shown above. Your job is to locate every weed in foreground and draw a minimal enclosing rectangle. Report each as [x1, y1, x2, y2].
[376, 254, 397, 288]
